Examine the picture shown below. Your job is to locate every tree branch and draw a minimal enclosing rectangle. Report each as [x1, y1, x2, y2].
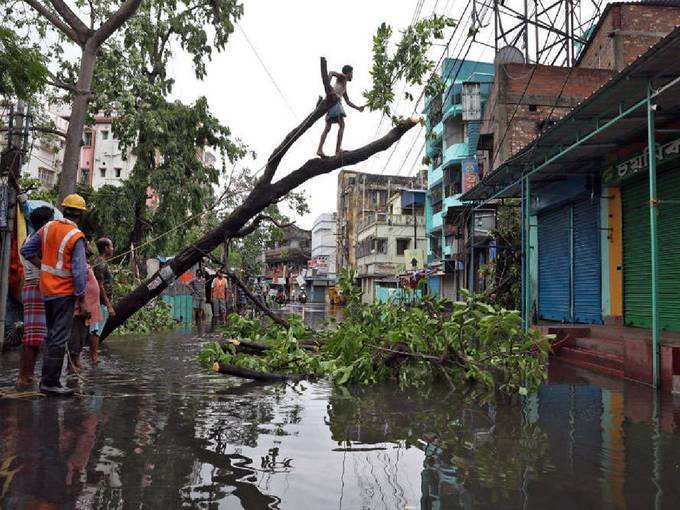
[45, 71, 92, 96]
[22, 0, 82, 44]
[234, 214, 294, 238]
[268, 116, 421, 200]
[225, 270, 290, 328]
[258, 56, 339, 185]
[47, 0, 91, 39]
[31, 126, 67, 138]
[91, 0, 143, 47]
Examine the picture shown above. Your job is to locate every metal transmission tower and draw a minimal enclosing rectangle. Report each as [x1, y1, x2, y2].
[490, 0, 604, 66]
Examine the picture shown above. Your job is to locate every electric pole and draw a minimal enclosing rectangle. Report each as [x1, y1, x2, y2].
[0, 101, 28, 348]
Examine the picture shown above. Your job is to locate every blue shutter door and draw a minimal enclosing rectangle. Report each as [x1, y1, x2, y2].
[573, 198, 603, 324]
[538, 207, 571, 321]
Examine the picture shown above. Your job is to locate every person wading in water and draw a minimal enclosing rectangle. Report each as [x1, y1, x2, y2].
[21, 194, 89, 396]
[15, 206, 54, 389]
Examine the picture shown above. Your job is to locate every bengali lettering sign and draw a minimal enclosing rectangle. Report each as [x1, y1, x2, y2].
[603, 138, 680, 184]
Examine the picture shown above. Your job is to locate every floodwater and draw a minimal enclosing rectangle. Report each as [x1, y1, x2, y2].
[1, 306, 680, 508]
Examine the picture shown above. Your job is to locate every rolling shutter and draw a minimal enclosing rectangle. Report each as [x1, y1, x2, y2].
[622, 169, 680, 331]
[538, 207, 571, 322]
[573, 198, 602, 323]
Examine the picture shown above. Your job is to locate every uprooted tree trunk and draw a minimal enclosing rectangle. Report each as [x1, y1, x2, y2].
[101, 57, 419, 339]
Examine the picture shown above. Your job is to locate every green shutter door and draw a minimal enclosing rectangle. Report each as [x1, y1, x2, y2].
[622, 168, 680, 331]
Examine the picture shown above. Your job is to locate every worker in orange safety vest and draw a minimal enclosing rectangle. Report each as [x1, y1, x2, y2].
[21, 193, 89, 396]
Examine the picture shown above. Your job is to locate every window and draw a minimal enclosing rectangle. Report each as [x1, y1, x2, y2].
[374, 238, 387, 254]
[432, 152, 442, 168]
[101, 130, 109, 140]
[430, 184, 443, 214]
[99, 167, 106, 178]
[444, 164, 462, 197]
[430, 236, 442, 259]
[38, 167, 54, 187]
[444, 118, 463, 148]
[396, 238, 410, 255]
[115, 167, 122, 178]
[82, 132, 92, 146]
[80, 168, 89, 184]
[372, 190, 387, 209]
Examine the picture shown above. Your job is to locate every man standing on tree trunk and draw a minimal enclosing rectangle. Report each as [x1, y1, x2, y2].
[21, 194, 89, 396]
[317, 65, 365, 157]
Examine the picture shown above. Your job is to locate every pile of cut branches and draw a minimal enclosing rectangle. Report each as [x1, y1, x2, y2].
[199, 271, 551, 396]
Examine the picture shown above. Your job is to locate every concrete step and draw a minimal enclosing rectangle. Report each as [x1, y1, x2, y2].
[571, 336, 624, 355]
[557, 355, 625, 380]
[558, 346, 623, 373]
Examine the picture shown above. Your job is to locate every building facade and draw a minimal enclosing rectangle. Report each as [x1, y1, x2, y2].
[336, 170, 425, 273]
[423, 59, 495, 299]
[264, 225, 311, 299]
[78, 116, 136, 189]
[307, 212, 338, 303]
[462, 3, 680, 392]
[355, 189, 426, 303]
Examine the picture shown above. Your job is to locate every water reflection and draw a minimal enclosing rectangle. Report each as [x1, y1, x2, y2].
[1, 334, 680, 508]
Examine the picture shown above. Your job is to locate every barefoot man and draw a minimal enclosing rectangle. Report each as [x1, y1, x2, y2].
[317, 65, 365, 157]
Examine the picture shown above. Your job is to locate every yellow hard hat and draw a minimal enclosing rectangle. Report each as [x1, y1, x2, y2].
[61, 193, 87, 211]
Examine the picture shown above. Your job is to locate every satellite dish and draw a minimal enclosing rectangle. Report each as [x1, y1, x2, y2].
[494, 46, 525, 65]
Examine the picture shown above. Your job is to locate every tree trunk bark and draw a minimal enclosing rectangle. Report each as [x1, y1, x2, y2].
[213, 361, 308, 382]
[58, 44, 97, 203]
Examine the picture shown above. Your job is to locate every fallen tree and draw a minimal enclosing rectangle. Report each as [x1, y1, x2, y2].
[101, 57, 420, 339]
[199, 273, 552, 397]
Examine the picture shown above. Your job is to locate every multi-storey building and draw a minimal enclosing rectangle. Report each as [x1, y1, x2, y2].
[1, 104, 68, 189]
[460, 1, 680, 391]
[264, 225, 311, 298]
[307, 212, 338, 303]
[355, 188, 426, 303]
[423, 59, 495, 299]
[78, 116, 136, 188]
[336, 170, 425, 273]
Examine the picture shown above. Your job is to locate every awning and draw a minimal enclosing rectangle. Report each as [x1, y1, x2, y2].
[461, 26, 680, 203]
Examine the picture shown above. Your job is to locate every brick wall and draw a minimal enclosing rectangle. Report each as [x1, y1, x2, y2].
[579, 4, 680, 72]
[481, 64, 612, 171]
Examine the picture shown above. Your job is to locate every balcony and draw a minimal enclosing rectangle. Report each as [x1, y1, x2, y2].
[358, 212, 425, 233]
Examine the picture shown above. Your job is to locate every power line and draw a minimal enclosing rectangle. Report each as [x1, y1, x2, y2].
[378, 0, 476, 176]
[237, 22, 297, 120]
[395, 0, 495, 177]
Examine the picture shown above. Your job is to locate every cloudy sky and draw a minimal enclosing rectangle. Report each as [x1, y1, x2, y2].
[169, 0, 488, 229]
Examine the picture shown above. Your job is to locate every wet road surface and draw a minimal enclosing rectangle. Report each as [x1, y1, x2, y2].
[2, 304, 680, 508]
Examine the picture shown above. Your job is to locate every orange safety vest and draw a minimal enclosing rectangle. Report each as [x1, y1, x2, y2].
[212, 277, 226, 300]
[39, 219, 85, 297]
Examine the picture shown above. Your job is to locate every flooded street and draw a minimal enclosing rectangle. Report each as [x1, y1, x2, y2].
[1, 306, 680, 508]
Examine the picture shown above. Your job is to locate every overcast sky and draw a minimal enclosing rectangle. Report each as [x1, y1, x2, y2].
[169, 0, 478, 229]
[168, 0, 604, 229]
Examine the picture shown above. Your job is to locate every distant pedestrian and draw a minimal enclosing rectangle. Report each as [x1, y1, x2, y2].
[15, 206, 54, 390]
[211, 271, 228, 325]
[189, 270, 207, 331]
[90, 237, 116, 365]
[21, 194, 89, 396]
